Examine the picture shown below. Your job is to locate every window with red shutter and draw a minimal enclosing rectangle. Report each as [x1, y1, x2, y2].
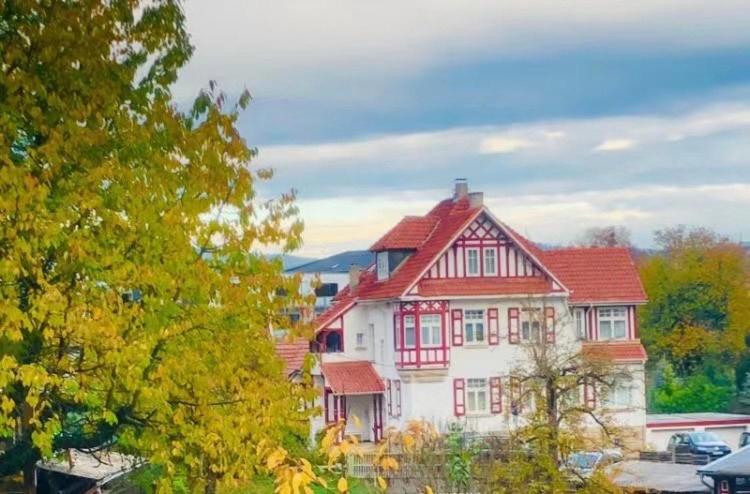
[387, 379, 393, 416]
[490, 377, 502, 413]
[545, 307, 556, 344]
[451, 309, 464, 346]
[488, 308, 499, 345]
[508, 308, 520, 344]
[453, 378, 466, 416]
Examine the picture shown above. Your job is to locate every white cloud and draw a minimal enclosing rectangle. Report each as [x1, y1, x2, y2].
[177, 1, 750, 99]
[259, 100, 750, 171]
[294, 183, 750, 256]
[479, 137, 535, 154]
[593, 138, 637, 152]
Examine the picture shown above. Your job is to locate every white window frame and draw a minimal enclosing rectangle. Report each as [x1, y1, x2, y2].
[419, 314, 442, 348]
[598, 307, 628, 340]
[466, 248, 480, 277]
[575, 309, 586, 340]
[403, 315, 416, 348]
[521, 309, 541, 342]
[603, 379, 632, 408]
[464, 310, 485, 345]
[466, 378, 489, 415]
[376, 252, 389, 280]
[483, 247, 497, 276]
[356, 332, 365, 349]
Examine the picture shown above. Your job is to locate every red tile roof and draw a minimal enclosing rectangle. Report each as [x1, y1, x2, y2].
[418, 276, 552, 297]
[321, 361, 385, 395]
[313, 195, 647, 332]
[370, 216, 439, 251]
[540, 247, 647, 304]
[276, 339, 310, 375]
[582, 340, 648, 362]
[355, 198, 482, 300]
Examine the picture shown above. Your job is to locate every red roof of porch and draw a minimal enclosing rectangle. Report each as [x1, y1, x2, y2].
[321, 361, 385, 395]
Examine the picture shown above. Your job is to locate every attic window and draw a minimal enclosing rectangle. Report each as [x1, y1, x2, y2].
[377, 252, 389, 280]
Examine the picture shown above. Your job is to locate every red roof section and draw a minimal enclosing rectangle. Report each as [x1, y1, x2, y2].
[541, 247, 647, 303]
[582, 341, 648, 362]
[418, 276, 552, 297]
[321, 361, 385, 395]
[355, 198, 482, 300]
[370, 216, 439, 251]
[313, 194, 648, 332]
[276, 339, 310, 375]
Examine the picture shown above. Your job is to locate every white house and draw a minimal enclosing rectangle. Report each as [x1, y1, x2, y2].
[281, 180, 648, 447]
[285, 250, 374, 316]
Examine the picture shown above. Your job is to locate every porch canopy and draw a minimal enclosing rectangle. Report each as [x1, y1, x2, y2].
[321, 361, 385, 396]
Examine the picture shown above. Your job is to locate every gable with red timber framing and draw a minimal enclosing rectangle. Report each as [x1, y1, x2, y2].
[420, 213, 560, 288]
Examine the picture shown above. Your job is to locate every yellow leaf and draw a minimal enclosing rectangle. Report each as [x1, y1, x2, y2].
[425, 486, 434, 494]
[337, 477, 348, 493]
[266, 448, 287, 470]
[376, 476, 388, 491]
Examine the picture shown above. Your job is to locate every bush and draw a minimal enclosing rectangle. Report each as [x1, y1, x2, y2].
[651, 367, 733, 412]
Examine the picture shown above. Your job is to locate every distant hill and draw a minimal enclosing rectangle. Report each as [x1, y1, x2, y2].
[267, 254, 317, 270]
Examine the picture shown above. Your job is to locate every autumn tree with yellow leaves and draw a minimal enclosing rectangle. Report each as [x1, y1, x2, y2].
[0, 1, 310, 492]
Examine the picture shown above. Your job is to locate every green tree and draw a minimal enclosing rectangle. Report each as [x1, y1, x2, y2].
[639, 227, 750, 377]
[650, 364, 733, 413]
[0, 1, 310, 492]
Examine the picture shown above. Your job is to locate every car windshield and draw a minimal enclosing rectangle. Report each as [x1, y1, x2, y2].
[690, 432, 720, 443]
[569, 453, 601, 469]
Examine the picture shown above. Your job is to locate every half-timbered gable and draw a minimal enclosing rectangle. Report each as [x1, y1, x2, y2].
[423, 213, 546, 280]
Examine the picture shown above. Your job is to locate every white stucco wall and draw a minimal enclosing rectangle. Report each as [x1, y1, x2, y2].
[314, 296, 646, 439]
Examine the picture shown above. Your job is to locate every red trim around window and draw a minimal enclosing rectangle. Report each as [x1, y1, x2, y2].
[452, 309, 464, 346]
[508, 308, 520, 344]
[454, 378, 466, 417]
[488, 308, 499, 345]
[490, 377, 502, 413]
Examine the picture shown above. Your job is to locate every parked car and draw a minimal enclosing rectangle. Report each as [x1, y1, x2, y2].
[740, 431, 750, 449]
[667, 432, 731, 458]
[567, 449, 623, 478]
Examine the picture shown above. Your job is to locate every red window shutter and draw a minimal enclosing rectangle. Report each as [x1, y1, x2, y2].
[508, 308, 520, 344]
[453, 378, 466, 416]
[393, 314, 401, 350]
[395, 380, 402, 417]
[488, 308, 499, 345]
[490, 377, 502, 414]
[584, 380, 596, 409]
[340, 396, 347, 420]
[545, 307, 556, 344]
[451, 309, 464, 346]
[386, 379, 392, 416]
[509, 376, 521, 415]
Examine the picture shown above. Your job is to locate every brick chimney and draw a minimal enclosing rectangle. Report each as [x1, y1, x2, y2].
[469, 191, 484, 208]
[349, 264, 361, 289]
[454, 178, 468, 201]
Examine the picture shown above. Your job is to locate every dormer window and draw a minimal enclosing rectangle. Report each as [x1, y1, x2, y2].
[377, 252, 389, 280]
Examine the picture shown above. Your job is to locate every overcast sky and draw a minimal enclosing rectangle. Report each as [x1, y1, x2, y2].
[176, 1, 750, 257]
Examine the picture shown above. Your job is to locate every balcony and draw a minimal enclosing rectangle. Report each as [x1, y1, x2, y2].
[395, 345, 450, 371]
